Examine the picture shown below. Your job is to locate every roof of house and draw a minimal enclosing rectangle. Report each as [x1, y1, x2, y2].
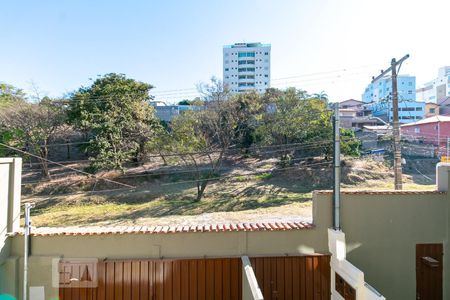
[340, 99, 363, 104]
[363, 125, 392, 131]
[401, 115, 450, 127]
[339, 109, 358, 112]
[10, 222, 314, 237]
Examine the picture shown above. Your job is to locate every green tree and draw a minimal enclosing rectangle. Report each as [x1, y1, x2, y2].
[340, 128, 361, 157]
[229, 91, 264, 149]
[0, 83, 27, 156]
[146, 122, 172, 165]
[177, 99, 191, 105]
[255, 87, 358, 161]
[177, 97, 204, 106]
[0, 83, 26, 108]
[256, 88, 332, 163]
[68, 73, 160, 171]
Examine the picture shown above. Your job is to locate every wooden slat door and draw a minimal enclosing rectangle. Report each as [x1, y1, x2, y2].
[250, 255, 331, 300]
[59, 258, 242, 300]
[416, 243, 443, 300]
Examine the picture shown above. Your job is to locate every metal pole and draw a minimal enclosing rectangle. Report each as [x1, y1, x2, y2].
[391, 58, 403, 190]
[333, 103, 341, 230]
[23, 203, 32, 300]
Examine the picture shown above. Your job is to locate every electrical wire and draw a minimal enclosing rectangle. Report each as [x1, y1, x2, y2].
[0, 142, 135, 189]
[160, 160, 333, 186]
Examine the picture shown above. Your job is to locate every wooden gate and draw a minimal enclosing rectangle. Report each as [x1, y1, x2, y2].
[59, 255, 331, 300]
[60, 258, 242, 300]
[416, 243, 443, 300]
[250, 256, 330, 300]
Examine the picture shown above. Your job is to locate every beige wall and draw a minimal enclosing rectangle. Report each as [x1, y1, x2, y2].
[0, 158, 21, 298]
[315, 191, 449, 300]
[0, 158, 21, 262]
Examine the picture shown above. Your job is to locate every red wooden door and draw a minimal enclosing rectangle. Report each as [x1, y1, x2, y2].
[416, 243, 443, 300]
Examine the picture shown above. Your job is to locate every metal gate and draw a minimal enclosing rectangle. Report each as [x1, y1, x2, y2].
[59, 255, 331, 300]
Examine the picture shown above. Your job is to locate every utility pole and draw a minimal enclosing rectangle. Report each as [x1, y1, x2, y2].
[372, 54, 409, 190]
[333, 103, 341, 230]
[23, 203, 33, 300]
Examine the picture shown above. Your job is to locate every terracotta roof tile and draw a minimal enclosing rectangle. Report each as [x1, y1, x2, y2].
[11, 221, 314, 237]
[313, 190, 444, 195]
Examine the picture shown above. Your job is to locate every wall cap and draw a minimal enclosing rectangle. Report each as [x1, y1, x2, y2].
[9, 221, 315, 237]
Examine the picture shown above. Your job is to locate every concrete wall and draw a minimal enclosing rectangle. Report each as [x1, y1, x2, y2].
[0, 158, 21, 261]
[315, 190, 449, 300]
[0, 158, 21, 298]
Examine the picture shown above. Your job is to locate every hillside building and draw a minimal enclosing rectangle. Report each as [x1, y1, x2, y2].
[362, 75, 423, 123]
[416, 66, 450, 103]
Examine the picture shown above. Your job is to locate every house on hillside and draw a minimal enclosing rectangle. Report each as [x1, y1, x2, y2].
[401, 115, 450, 155]
[425, 102, 440, 118]
[439, 97, 450, 115]
[339, 99, 371, 116]
[152, 104, 204, 122]
[339, 108, 382, 130]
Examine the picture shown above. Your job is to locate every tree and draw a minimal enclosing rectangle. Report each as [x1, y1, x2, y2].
[68, 73, 160, 171]
[197, 77, 231, 102]
[340, 128, 361, 157]
[0, 99, 67, 177]
[0, 83, 27, 156]
[229, 91, 264, 149]
[177, 97, 204, 106]
[149, 78, 246, 201]
[146, 122, 172, 165]
[256, 88, 333, 163]
[255, 87, 359, 161]
[167, 100, 244, 201]
[311, 91, 328, 101]
[178, 99, 191, 105]
[0, 83, 26, 108]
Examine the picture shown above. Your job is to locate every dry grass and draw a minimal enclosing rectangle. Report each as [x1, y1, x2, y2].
[25, 176, 313, 226]
[22, 157, 437, 227]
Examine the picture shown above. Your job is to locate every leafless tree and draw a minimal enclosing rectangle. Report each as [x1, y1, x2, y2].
[0, 99, 68, 178]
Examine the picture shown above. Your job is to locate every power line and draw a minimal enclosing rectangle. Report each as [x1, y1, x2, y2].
[19, 139, 335, 168]
[160, 160, 333, 186]
[22, 141, 331, 173]
[0, 142, 135, 189]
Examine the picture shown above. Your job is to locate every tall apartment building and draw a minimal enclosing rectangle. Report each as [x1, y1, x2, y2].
[362, 75, 416, 103]
[416, 66, 450, 103]
[362, 75, 424, 123]
[223, 42, 271, 93]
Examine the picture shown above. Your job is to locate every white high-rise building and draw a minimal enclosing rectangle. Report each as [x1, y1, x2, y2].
[416, 66, 450, 103]
[223, 42, 271, 93]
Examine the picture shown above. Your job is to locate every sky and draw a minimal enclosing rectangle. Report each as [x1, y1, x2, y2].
[1, 0, 449, 103]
